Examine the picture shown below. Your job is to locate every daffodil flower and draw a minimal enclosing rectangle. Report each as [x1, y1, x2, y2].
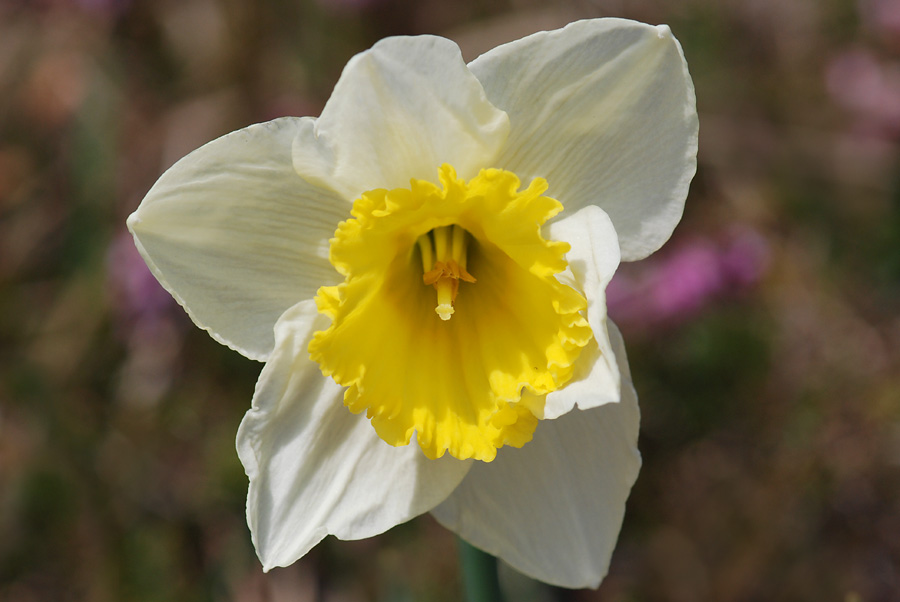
[127, 18, 697, 588]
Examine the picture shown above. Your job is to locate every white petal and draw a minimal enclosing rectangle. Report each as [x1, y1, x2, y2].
[127, 117, 348, 361]
[469, 18, 698, 262]
[237, 301, 473, 569]
[293, 36, 509, 200]
[431, 321, 640, 589]
[542, 205, 621, 420]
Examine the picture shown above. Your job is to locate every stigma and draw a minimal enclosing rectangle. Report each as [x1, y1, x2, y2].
[417, 225, 476, 320]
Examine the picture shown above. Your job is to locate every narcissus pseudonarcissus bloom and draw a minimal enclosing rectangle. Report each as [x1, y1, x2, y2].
[127, 18, 697, 589]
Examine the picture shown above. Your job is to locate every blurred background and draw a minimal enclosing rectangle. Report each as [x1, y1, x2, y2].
[1, 0, 899, 600]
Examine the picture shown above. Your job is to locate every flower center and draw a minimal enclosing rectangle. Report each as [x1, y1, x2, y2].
[309, 165, 593, 461]
[418, 225, 476, 320]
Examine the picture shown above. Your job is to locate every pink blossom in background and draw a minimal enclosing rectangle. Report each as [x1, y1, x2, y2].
[825, 48, 900, 139]
[720, 226, 770, 287]
[607, 227, 770, 333]
[107, 230, 174, 330]
[861, 0, 900, 40]
[107, 231, 183, 407]
[649, 241, 723, 319]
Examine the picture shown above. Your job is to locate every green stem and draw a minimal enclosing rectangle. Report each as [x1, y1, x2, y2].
[457, 538, 505, 602]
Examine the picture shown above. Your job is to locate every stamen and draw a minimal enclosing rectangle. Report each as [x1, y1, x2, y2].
[451, 225, 467, 268]
[417, 234, 434, 272]
[420, 225, 475, 320]
[433, 226, 450, 262]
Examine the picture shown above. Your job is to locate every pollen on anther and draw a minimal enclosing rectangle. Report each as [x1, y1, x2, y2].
[436, 303, 454, 320]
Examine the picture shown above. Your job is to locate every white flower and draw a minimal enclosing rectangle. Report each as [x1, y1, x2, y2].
[127, 18, 697, 589]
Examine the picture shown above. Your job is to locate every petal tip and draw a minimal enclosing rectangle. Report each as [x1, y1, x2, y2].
[125, 211, 140, 231]
[655, 23, 673, 40]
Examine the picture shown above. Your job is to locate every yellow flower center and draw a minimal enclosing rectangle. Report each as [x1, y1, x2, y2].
[309, 165, 593, 462]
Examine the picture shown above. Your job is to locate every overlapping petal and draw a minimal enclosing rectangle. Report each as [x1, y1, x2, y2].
[237, 301, 472, 569]
[469, 18, 699, 262]
[292, 36, 510, 201]
[542, 205, 622, 419]
[431, 322, 640, 589]
[127, 118, 348, 361]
